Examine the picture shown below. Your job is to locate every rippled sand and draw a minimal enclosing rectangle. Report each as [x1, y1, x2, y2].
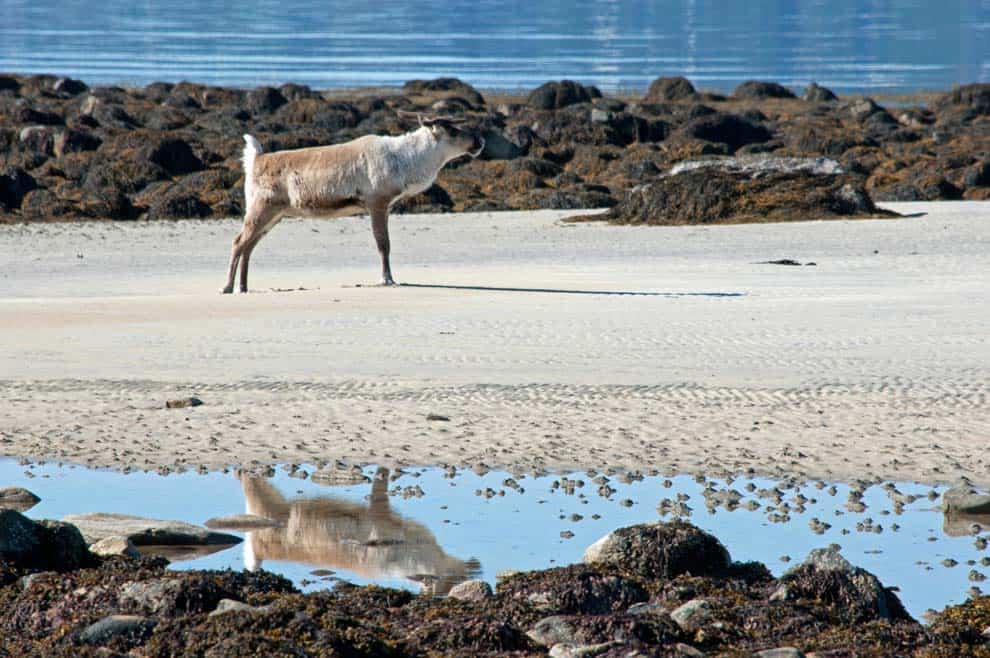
[1, 204, 987, 484]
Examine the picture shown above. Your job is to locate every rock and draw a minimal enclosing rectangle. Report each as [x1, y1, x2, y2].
[502, 564, 647, 614]
[165, 397, 203, 409]
[403, 78, 485, 108]
[0, 486, 41, 511]
[448, 579, 493, 602]
[732, 80, 797, 100]
[755, 649, 805, 658]
[78, 615, 156, 645]
[209, 597, 272, 617]
[670, 598, 711, 630]
[645, 76, 697, 102]
[943, 483, 990, 514]
[0, 166, 37, 210]
[0, 75, 21, 93]
[674, 644, 707, 657]
[245, 86, 288, 114]
[479, 128, 525, 160]
[680, 113, 773, 152]
[52, 76, 88, 96]
[311, 464, 370, 486]
[587, 169, 892, 226]
[803, 82, 838, 103]
[781, 546, 911, 623]
[583, 520, 730, 578]
[54, 128, 101, 157]
[89, 535, 141, 558]
[528, 615, 588, 646]
[527, 80, 601, 110]
[203, 513, 282, 530]
[934, 83, 990, 115]
[146, 190, 213, 220]
[143, 138, 203, 176]
[61, 512, 242, 547]
[0, 509, 92, 570]
[0, 508, 41, 563]
[668, 155, 844, 177]
[548, 642, 620, 657]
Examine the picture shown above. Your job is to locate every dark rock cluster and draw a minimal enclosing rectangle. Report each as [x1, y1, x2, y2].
[1, 74, 989, 224]
[1, 512, 989, 656]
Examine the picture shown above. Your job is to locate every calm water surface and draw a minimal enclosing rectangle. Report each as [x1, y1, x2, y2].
[2, 458, 988, 620]
[1, 1, 988, 93]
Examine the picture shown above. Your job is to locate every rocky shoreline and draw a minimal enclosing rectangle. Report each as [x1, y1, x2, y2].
[1, 74, 989, 224]
[2, 508, 989, 656]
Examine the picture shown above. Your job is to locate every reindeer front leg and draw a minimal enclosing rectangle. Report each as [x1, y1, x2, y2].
[370, 200, 395, 285]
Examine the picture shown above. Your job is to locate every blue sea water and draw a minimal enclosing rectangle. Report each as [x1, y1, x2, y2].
[1, 0, 988, 93]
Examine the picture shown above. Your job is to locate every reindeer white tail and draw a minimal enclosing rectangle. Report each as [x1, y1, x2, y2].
[242, 134, 262, 203]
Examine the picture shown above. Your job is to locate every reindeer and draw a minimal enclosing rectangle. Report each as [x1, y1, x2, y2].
[222, 113, 484, 293]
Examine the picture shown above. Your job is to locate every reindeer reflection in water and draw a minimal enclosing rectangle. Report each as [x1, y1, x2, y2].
[240, 468, 481, 595]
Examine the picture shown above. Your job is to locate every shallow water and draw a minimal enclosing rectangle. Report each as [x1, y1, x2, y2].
[2, 457, 987, 620]
[1, 1, 987, 93]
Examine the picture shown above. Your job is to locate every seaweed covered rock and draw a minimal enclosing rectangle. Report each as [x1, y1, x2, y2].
[733, 80, 797, 100]
[645, 76, 698, 102]
[679, 113, 773, 152]
[588, 168, 894, 226]
[582, 520, 731, 579]
[527, 80, 602, 110]
[499, 564, 648, 614]
[779, 547, 912, 624]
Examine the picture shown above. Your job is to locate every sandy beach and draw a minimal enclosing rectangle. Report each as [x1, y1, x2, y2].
[1, 203, 988, 484]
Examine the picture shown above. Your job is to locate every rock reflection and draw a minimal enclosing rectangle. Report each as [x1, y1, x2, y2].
[943, 511, 990, 538]
[240, 468, 480, 595]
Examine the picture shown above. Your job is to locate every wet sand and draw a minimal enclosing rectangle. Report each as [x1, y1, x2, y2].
[1, 203, 988, 484]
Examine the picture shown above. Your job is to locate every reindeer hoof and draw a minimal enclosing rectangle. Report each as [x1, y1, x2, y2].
[220, 286, 233, 294]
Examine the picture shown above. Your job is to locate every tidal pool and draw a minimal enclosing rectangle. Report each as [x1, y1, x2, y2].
[1, 458, 984, 620]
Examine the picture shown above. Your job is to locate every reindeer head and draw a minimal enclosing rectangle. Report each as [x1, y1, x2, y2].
[401, 111, 485, 158]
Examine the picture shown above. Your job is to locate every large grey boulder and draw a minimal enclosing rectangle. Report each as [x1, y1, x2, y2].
[942, 482, 990, 515]
[62, 512, 241, 546]
[583, 520, 730, 578]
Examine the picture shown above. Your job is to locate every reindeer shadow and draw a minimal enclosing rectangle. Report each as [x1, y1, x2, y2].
[357, 282, 745, 298]
[240, 468, 480, 595]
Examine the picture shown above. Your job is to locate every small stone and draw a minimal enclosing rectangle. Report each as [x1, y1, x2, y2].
[447, 579, 493, 602]
[209, 598, 272, 617]
[970, 570, 987, 582]
[942, 558, 959, 568]
[78, 615, 156, 644]
[549, 642, 619, 658]
[670, 598, 711, 630]
[426, 413, 450, 422]
[89, 535, 140, 559]
[755, 649, 805, 658]
[165, 397, 203, 409]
